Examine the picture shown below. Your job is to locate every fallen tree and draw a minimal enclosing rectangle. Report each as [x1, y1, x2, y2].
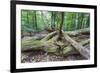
[63, 32, 90, 59]
[41, 31, 58, 41]
[22, 30, 90, 59]
[65, 28, 90, 36]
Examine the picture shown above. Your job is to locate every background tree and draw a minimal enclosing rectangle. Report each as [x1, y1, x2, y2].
[21, 10, 90, 37]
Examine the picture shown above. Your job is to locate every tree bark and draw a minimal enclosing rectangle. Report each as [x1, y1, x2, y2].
[58, 12, 64, 40]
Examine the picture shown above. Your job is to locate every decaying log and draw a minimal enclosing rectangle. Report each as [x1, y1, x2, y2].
[41, 31, 58, 41]
[63, 32, 90, 59]
[80, 39, 90, 46]
[21, 35, 58, 52]
[22, 28, 90, 59]
[22, 33, 90, 59]
[65, 28, 90, 36]
[63, 39, 90, 56]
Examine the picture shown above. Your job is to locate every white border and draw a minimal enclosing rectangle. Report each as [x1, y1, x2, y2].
[16, 5, 94, 69]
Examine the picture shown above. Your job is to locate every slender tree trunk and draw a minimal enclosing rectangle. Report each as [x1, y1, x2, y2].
[27, 11, 29, 24]
[75, 13, 78, 30]
[58, 12, 64, 40]
[32, 11, 35, 30]
[35, 11, 37, 30]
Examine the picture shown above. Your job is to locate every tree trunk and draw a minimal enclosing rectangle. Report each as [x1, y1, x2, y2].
[58, 12, 64, 40]
[65, 28, 90, 36]
[22, 30, 90, 59]
[41, 31, 58, 41]
[22, 36, 89, 58]
[63, 32, 90, 59]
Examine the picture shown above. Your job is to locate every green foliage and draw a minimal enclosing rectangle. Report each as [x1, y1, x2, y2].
[21, 10, 90, 33]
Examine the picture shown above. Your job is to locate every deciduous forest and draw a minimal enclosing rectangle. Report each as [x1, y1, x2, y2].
[21, 10, 90, 63]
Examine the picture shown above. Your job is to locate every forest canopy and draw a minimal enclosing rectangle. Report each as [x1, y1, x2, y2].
[21, 10, 90, 33]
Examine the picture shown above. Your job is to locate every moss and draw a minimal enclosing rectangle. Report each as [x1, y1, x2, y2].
[21, 39, 42, 48]
[47, 47, 57, 53]
[63, 46, 73, 54]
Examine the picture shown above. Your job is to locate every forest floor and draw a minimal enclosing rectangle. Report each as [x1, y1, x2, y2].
[21, 31, 90, 63]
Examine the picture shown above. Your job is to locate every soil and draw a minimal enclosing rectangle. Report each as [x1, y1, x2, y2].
[21, 50, 87, 63]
